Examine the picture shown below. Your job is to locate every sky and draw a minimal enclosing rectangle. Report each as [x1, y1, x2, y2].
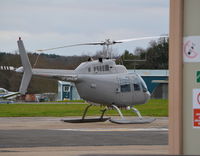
[0, 0, 169, 56]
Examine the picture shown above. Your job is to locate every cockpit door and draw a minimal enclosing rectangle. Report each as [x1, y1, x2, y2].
[117, 76, 133, 105]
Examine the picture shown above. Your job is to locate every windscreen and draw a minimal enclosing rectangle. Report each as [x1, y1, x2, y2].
[137, 75, 148, 92]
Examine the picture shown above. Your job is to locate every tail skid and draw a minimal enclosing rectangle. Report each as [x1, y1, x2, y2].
[17, 38, 32, 95]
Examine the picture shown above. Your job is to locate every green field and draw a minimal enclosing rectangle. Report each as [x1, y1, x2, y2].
[0, 99, 168, 117]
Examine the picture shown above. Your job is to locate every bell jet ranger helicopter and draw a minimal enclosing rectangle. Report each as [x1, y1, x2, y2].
[16, 36, 167, 124]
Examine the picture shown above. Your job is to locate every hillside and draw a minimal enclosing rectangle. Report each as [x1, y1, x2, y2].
[0, 53, 88, 93]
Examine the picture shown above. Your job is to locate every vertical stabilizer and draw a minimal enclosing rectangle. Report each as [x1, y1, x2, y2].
[17, 37, 32, 94]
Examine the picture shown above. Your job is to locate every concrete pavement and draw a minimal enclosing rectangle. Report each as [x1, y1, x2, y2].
[0, 117, 168, 155]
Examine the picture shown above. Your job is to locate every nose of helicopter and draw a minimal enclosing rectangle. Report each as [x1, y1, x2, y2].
[144, 91, 151, 103]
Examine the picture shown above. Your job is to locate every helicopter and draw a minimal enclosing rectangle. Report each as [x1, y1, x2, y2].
[0, 88, 19, 104]
[16, 36, 167, 124]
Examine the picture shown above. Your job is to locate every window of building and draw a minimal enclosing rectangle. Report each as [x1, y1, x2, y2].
[133, 84, 140, 91]
[120, 84, 131, 92]
[63, 86, 70, 92]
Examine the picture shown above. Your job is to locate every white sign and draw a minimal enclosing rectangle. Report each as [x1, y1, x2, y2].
[183, 36, 200, 62]
[193, 89, 200, 108]
[193, 89, 200, 128]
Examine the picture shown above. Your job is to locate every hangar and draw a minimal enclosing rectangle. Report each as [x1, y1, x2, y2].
[57, 81, 81, 101]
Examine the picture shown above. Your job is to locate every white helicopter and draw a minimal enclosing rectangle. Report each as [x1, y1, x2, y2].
[0, 88, 19, 100]
[16, 36, 167, 124]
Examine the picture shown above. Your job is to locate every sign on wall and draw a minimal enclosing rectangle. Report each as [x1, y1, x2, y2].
[196, 71, 200, 83]
[193, 89, 200, 128]
[184, 36, 200, 62]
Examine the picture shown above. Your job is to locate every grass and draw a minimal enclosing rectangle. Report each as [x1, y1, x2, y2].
[52, 100, 85, 103]
[0, 99, 168, 117]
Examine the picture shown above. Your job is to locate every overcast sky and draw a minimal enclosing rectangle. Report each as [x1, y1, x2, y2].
[0, 0, 169, 56]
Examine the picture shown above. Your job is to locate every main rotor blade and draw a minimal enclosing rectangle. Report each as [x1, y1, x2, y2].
[36, 42, 104, 52]
[36, 35, 168, 52]
[113, 35, 168, 44]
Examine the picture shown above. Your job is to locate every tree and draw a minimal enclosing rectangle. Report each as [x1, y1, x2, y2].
[120, 38, 168, 69]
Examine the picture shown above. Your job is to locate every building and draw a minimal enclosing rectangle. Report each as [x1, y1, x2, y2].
[57, 81, 80, 101]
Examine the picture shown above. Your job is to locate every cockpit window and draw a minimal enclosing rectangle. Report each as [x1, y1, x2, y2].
[120, 84, 131, 92]
[136, 75, 148, 92]
[133, 84, 140, 91]
[0, 89, 6, 94]
[140, 81, 147, 92]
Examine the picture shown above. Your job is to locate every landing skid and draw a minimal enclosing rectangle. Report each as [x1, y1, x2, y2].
[61, 117, 110, 123]
[109, 117, 156, 124]
[61, 104, 109, 123]
[61, 104, 155, 124]
[109, 105, 156, 124]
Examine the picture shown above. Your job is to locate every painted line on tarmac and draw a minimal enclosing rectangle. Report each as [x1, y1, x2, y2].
[51, 128, 168, 132]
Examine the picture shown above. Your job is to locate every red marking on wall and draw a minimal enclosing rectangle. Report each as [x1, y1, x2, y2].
[194, 109, 200, 127]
